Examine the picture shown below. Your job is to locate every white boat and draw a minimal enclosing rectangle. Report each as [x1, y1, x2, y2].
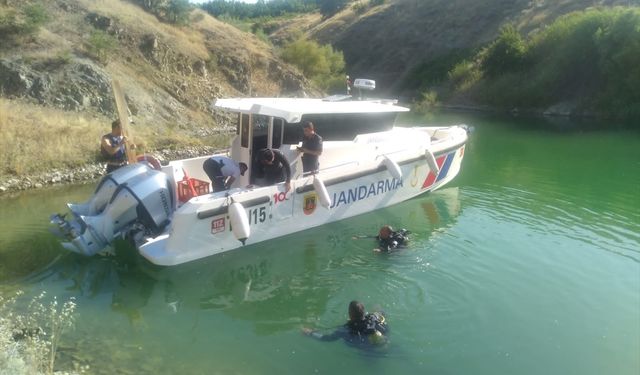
[51, 89, 469, 266]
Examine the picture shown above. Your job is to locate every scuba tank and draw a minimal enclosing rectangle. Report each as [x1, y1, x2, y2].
[364, 312, 388, 345]
[348, 312, 388, 345]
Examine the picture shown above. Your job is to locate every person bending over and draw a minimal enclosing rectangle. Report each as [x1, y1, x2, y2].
[255, 148, 292, 192]
[202, 156, 248, 192]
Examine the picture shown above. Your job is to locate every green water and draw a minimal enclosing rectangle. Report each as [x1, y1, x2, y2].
[1, 113, 638, 375]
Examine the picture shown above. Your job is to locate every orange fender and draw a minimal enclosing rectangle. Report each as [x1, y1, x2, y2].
[136, 154, 162, 170]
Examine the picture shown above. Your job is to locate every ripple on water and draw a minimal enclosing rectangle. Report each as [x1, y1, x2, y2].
[463, 184, 640, 262]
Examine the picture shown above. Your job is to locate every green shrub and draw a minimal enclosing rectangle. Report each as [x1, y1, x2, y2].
[591, 9, 640, 118]
[313, 74, 344, 94]
[86, 30, 118, 64]
[318, 0, 349, 18]
[281, 37, 346, 93]
[403, 49, 476, 92]
[413, 90, 439, 114]
[217, 14, 251, 32]
[440, 7, 640, 121]
[206, 56, 218, 72]
[0, 4, 48, 41]
[0, 9, 21, 37]
[481, 24, 527, 78]
[22, 4, 48, 34]
[352, 2, 368, 14]
[281, 37, 345, 78]
[252, 27, 272, 45]
[448, 59, 481, 91]
[166, 0, 191, 25]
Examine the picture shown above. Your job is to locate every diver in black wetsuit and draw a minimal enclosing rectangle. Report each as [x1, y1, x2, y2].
[375, 225, 410, 253]
[302, 300, 388, 347]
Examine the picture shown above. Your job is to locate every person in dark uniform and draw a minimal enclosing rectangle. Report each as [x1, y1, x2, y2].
[375, 225, 410, 253]
[296, 121, 323, 174]
[202, 156, 248, 192]
[353, 225, 410, 252]
[101, 119, 128, 174]
[302, 300, 388, 347]
[255, 148, 292, 192]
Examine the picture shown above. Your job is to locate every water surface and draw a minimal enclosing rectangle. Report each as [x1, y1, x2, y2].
[1, 113, 638, 375]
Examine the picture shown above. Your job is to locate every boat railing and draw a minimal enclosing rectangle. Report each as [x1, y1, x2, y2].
[318, 160, 359, 174]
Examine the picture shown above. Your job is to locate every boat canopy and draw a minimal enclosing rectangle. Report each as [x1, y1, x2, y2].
[214, 97, 409, 123]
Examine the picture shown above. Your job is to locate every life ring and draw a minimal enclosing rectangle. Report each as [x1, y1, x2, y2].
[136, 154, 162, 170]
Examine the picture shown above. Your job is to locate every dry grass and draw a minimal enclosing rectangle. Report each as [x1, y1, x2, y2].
[190, 8, 278, 61]
[0, 99, 107, 175]
[0, 98, 229, 177]
[78, 0, 210, 59]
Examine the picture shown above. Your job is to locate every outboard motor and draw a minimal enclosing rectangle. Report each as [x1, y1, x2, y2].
[51, 168, 175, 256]
[68, 163, 152, 216]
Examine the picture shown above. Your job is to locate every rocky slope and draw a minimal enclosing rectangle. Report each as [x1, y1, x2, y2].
[273, 0, 633, 97]
[1, 0, 635, 194]
[0, 0, 312, 135]
[0, 0, 319, 193]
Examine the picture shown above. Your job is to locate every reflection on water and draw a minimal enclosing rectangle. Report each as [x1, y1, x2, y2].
[0, 188, 465, 373]
[2, 113, 638, 375]
[31, 188, 462, 336]
[0, 184, 95, 282]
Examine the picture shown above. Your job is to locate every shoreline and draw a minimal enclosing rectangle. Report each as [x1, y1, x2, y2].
[1, 106, 634, 197]
[0, 146, 222, 196]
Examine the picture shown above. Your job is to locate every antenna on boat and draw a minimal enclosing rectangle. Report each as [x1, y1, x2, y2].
[353, 79, 376, 100]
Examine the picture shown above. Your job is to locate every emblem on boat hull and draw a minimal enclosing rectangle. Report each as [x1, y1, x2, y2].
[303, 193, 318, 215]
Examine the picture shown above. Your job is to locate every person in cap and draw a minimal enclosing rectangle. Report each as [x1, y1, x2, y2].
[203, 156, 248, 192]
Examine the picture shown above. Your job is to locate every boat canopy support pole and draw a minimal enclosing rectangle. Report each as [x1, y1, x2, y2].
[267, 117, 274, 149]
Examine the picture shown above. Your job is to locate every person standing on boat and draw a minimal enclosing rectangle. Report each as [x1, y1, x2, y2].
[101, 119, 128, 174]
[256, 148, 292, 192]
[202, 156, 248, 192]
[296, 121, 323, 174]
[302, 300, 388, 347]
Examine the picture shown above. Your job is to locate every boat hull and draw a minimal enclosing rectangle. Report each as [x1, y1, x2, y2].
[139, 141, 465, 265]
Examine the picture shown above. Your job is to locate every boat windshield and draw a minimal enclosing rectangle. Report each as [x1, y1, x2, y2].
[282, 113, 398, 143]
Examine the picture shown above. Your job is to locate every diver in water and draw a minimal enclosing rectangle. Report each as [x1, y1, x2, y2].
[375, 225, 410, 253]
[302, 300, 388, 347]
[353, 225, 410, 252]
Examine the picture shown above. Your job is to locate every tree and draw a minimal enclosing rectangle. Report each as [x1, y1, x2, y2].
[281, 37, 344, 78]
[316, 0, 348, 18]
[481, 24, 527, 78]
[166, 0, 191, 25]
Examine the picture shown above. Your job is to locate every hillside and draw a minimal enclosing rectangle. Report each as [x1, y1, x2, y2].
[0, 0, 637, 190]
[269, 0, 634, 98]
[0, 0, 313, 180]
